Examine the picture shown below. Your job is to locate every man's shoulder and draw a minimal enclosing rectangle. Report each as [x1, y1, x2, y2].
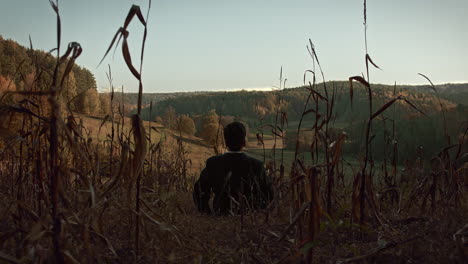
[243, 154, 264, 167]
[206, 154, 224, 164]
[206, 153, 263, 166]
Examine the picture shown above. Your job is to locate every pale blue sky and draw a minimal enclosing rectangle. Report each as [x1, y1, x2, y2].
[1, 0, 467, 92]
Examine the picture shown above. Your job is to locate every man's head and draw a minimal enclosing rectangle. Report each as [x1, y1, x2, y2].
[223, 122, 246, 151]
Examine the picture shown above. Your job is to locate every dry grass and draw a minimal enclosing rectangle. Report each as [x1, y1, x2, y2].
[0, 0, 466, 263]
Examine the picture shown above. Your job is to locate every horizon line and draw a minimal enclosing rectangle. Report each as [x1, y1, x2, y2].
[98, 80, 468, 94]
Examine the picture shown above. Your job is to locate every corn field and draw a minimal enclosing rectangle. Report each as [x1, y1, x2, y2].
[0, 0, 467, 263]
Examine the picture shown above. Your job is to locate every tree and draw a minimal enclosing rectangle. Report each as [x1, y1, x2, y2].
[72, 65, 98, 114]
[154, 116, 163, 124]
[99, 93, 111, 114]
[252, 92, 276, 119]
[0, 75, 16, 92]
[162, 106, 177, 129]
[86, 88, 100, 115]
[75, 88, 99, 114]
[220, 115, 235, 127]
[0, 75, 17, 103]
[75, 90, 89, 113]
[58, 71, 78, 112]
[175, 114, 196, 135]
[198, 110, 222, 145]
[22, 71, 36, 91]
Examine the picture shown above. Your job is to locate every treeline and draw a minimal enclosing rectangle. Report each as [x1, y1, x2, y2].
[140, 90, 276, 128]
[124, 91, 210, 106]
[0, 36, 105, 114]
[156, 106, 251, 147]
[397, 83, 468, 106]
[141, 81, 467, 161]
[343, 105, 468, 161]
[141, 82, 460, 127]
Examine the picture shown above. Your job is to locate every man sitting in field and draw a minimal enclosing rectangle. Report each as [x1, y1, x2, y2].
[193, 122, 273, 215]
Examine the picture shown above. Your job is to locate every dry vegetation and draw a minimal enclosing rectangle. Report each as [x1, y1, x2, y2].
[0, 0, 467, 263]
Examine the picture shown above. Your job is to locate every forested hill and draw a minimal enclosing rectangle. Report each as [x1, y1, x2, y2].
[123, 91, 210, 106]
[137, 81, 467, 161]
[140, 81, 468, 126]
[400, 83, 468, 106]
[0, 36, 100, 113]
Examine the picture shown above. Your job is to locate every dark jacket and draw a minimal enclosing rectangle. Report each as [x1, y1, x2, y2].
[193, 152, 273, 215]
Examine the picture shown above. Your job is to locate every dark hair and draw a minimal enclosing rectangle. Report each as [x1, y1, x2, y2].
[223, 122, 246, 151]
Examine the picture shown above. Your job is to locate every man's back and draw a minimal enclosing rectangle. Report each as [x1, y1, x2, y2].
[193, 152, 273, 215]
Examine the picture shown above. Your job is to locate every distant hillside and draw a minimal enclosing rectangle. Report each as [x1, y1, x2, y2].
[139, 81, 464, 126]
[135, 81, 467, 161]
[403, 83, 468, 106]
[122, 91, 210, 107]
